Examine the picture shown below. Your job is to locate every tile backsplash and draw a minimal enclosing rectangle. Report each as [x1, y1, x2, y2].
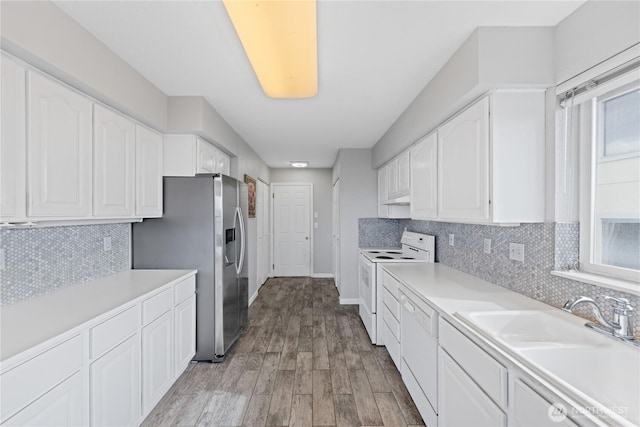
[359, 218, 639, 336]
[0, 223, 130, 306]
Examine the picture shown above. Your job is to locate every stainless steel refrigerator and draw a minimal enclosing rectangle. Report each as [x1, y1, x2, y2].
[132, 175, 248, 362]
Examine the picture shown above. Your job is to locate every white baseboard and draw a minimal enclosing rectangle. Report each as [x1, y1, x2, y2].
[339, 298, 360, 305]
[249, 290, 259, 306]
[311, 273, 334, 279]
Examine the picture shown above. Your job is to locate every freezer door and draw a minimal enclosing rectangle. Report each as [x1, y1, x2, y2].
[216, 175, 242, 357]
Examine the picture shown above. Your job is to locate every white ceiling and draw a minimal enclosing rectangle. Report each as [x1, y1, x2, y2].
[54, 1, 584, 168]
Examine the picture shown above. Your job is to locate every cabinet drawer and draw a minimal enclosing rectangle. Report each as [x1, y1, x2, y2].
[381, 271, 399, 297]
[174, 275, 196, 305]
[90, 306, 139, 359]
[439, 319, 507, 408]
[142, 288, 172, 325]
[1, 335, 82, 423]
[382, 305, 400, 341]
[382, 287, 400, 320]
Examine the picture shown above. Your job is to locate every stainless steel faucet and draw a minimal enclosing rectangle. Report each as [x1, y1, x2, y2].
[563, 296, 636, 341]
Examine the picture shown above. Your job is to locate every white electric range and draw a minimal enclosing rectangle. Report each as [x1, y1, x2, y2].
[358, 231, 435, 344]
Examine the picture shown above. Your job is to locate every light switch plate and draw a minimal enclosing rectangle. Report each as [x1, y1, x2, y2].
[449, 234, 455, 247]
[103, 237, 112, 252]
[484, 239, 491, 254]
[509, 243, 525, 262]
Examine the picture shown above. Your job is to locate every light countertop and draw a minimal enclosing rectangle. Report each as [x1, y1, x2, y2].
[1, 269, 196, 363]
[383, 263, 640, 427]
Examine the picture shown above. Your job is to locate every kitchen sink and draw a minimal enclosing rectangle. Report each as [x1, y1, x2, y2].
[455, 309, 640, 426]
[455, 309, 607, 349]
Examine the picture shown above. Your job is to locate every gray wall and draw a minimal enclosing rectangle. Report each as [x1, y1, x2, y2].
[270, 168, 333, 275]
[1, 1, 168, 131]
[334, 149, 378, 301]
[554, 1, 640, 85]
[372, 26, 554, 168]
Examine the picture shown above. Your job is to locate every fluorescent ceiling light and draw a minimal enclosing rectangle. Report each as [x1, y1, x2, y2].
[223, 0, 318, 99]
[290, 161, 309, 168]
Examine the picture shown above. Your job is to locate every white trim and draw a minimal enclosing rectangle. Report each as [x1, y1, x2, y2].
[551, 270, 640, 297]
[270, 182, 314, 277]
[556, 43, 640, 95]
[339, 298, 360, 305]
[248, 290, 259, 306]
[311, 273, 334, 279]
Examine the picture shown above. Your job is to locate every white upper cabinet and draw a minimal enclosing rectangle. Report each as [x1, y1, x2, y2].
[136, 125, 163, 218]
[396, 150, 410, 197]
[410, 132, 438, 220]
[164, 134, 231, 177]
[438, 97, 490, 222]
[93, 105, 135, 217]
[436, 91, 545, 224]
[27, 72, 92, 218]
[0, 55, 26, 223]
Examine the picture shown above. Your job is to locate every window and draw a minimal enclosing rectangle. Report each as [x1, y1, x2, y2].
[576, 71, 640, 282]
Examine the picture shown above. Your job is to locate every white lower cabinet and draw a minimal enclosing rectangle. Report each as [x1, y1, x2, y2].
[90, 335, 140, 427]
[4, 372, 83, 427]
[141, 311, 174, 415]
[438, 347, 507, 426]
[512, 378, 579, 427]
[0, 273, 196, 427]
[174, 294, 196, 376]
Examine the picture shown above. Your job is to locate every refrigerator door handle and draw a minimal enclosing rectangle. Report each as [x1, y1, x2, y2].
[236, 207, 246, 275]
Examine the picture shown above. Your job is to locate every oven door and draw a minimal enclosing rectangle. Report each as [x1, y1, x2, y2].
[358, 253, 376, 342]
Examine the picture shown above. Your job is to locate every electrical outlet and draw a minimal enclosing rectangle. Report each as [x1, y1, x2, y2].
[449, 234, 455, 247]
[483, 239, 491, 254]
[0, 249, 5, 271]
[103, 237, 112, 252]
[509, 243, 525, 262]
[314, 222, 318, 229]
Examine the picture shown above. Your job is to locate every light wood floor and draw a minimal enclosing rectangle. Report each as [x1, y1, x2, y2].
[142, 277, 425, 427]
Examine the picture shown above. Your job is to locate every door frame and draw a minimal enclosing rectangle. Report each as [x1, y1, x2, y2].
[270, 182, 314, 277]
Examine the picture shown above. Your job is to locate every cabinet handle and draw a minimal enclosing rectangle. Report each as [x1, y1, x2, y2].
[403, 302, 415, 313]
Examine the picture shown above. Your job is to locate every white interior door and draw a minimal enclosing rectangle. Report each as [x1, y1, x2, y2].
[256, 180, 264, 287]
[273, 184, 311, 277]
[260, 180, 270, 284]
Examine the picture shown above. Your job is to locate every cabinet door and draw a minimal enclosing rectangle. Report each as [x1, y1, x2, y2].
[396, 150, 410, 196]
[410, 133, 437, 220]
[1, 55, 26, 222]
[377, 167, 389, 217]
[93, 105, 135, 217]
[174, 294, 196, 376]
[28, 72, 92, 218]
[5, 372, 83, 426]
[438, 97, 490, 221]
[142, 310, 173, 416]
[196, 138, 216, 174]
[438, 348, 506, 426]
[90, 335, 140, 427]
[387, 158, 399, 198]
[135, 125, 163, 217]
[216, 152, 230, 175]
[512, 379, 578, 427]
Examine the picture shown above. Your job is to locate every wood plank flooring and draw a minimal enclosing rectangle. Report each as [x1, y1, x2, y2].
[142, 277, 425, 427]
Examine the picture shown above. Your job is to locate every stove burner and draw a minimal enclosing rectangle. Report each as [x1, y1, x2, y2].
[368, 251, 380, 254]
[386, 251, 402, 254]
[375, 256, 394, 259]
[402, 257, 415, 260]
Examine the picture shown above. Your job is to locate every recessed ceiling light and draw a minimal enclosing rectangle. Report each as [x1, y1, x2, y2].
[290, 161, 309, 168]
[223, 0, 318, 99]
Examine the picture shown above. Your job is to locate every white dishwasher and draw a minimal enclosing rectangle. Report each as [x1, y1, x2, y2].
[400, 286, 438, 427]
